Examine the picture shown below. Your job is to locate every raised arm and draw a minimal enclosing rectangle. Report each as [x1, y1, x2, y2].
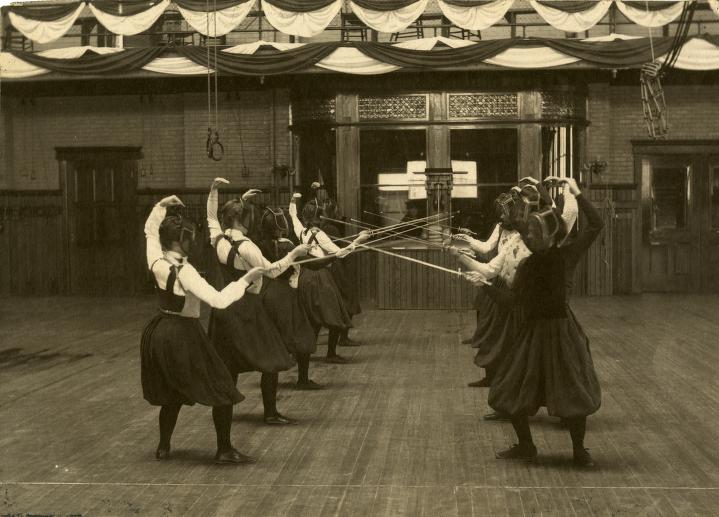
[145, 195, 184, 270]
[177, 264, 262, 309]
[562, 180, 604, 271]
[145, 204, 166, 270]
[288, 193, 306, 240]
[560, 185, 578, 233]
[207, 178, 228, 247]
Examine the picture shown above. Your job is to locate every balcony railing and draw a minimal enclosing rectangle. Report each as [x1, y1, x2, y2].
[4, 5, 719, 52]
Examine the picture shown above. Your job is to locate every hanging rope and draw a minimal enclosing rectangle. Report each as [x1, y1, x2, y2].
[205, 0, 223, 161]
[640, 0, 696, 140]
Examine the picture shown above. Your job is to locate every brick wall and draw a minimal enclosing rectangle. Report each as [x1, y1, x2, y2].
[1, 89, 291, 191]
[587, 83, 719, 184]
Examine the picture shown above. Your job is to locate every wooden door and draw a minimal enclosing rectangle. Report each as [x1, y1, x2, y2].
[640, 156, 700, 292]
[61, 151, 140, 294]
[703, 158, 719, 292]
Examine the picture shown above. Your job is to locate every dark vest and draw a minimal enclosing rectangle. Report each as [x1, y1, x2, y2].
[156, 262, 186, 313]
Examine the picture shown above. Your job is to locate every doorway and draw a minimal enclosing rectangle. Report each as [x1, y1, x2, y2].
[637, 143, 719, 292]
[58, 147, 141, 295]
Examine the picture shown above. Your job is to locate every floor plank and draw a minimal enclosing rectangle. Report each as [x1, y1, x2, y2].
[1, 295, 718, 516]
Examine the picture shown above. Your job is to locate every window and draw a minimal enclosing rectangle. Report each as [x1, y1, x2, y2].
[651, 166, 688, 230]
[359, 129, 426, 228]
[449, 128, 518, 239]
[541, 125, 579, 180]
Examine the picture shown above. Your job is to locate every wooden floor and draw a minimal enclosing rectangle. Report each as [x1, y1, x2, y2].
[1, 295, 718, 516]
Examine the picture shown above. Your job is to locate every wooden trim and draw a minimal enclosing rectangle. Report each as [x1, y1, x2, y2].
[55, 147, 144, 160]
[0, 189, 62, 196]
[137, 186, 291, 195]
[632, 140, 719, 155]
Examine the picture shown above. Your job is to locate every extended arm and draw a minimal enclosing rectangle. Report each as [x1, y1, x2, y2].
[177, 264, 253, 309]
[563, 190, 605, 271]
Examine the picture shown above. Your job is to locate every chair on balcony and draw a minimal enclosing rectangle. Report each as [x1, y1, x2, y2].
[341, 11, 368, 41]
[390, 18, 424, 41]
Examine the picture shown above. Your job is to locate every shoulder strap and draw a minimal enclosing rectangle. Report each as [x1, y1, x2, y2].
[166, 264, 178, 294]
[226, 237, 250, 270]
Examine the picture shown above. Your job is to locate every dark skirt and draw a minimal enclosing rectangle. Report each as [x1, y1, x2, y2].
[471, 278, 524, 370]
[208, 292, 295, 375]
[331, 258, 361, 317]
[298, 267, 352, 331]
[140, 313, 244, 407]
[260, 278, 318, 356]
[488, 306, 601, 418]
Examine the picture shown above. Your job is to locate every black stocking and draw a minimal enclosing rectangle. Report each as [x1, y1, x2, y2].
[510, 415, 534, 447]
[159, 404, 182, 448]
[297, 353, 310, 383]
[260, 372, 279, 417]
[566, 416, 587, 451]
[327, 328, 341, 357]
[212, 405, 233, 452]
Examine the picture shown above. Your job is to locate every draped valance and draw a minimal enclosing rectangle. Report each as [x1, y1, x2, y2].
[3, 0, 693, 44]
[3, 34, 719, 81]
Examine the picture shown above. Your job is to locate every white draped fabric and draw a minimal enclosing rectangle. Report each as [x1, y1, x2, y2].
[223, 40, 306, 54]
[7, 3, 84, 45]
[38, 46, 124, 58]
[0, 53, 49, 78]
[710, 0, 719, 17]
[438, 0, 514, 32]
[670, 36, 719, 71]
[316, 47, 399, 74]
[485, 45, 579, 68]
[349, 0, 429, 34]
[261, 0, 343, 38]
[394, 35, 477, 50]
[177, 1, 255, 37]
[88, 0, 170, 36]
[142, 56, 213, 74]
[5, 36, 719, 79]
[581, 32, 642, 42]
[615, 0, 684, 28]
[530, 0, 611, 33]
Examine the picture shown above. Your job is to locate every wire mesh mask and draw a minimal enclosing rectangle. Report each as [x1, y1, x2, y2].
[159, 214, 197, 255]
[261, 207, 289, 239]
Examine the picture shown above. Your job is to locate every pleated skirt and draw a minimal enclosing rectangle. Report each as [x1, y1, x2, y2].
[208, 293, 295, 375]
[260, 278, 318, 356]
[140, 313, 244, 407]
[298, 267, 352, 331]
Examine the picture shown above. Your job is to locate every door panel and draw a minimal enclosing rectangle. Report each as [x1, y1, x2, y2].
[706, 160, 719, 292]
[641, 157, 698, 292]
[66, 158, 139, 294]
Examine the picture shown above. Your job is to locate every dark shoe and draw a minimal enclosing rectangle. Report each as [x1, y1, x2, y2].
[461, 338, 473, 345]
[214, 448, 256, 465]
[483, 411, 511, 421]
[296, 380, 324, 390]
[495, 443, 537, 461]
[573, 448, 594, 468]
[155, 445, 171, 460]
[468, 377, 491, 388]
[264, 413, 299, 426]
[339, 337, 361, 347]
[325, 354, 348, 364]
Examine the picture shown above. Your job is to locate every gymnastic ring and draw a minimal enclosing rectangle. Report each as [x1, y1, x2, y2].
[209, 140, 224, 162]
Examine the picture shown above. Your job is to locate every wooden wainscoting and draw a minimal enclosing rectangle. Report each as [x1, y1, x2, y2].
[0, 191, 66, 295]
[353, 246, 476, 310]
[575, 186, 641, 296]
